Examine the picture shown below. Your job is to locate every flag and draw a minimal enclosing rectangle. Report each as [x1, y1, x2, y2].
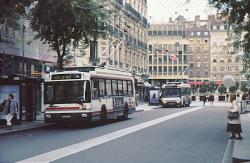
[168, 53, 177, 61]
[172, 54, 177, 61]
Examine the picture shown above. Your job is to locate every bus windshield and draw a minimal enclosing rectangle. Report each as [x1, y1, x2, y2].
[45, 81, 86, 104]
[162, 88, 181, 97]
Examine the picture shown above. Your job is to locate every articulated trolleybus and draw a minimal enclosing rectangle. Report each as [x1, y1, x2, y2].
[160, 82, 192, 107]
[44, 67, 136, 123]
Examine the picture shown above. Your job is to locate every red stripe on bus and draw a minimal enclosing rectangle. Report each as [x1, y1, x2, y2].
[46, 107, 80, 110]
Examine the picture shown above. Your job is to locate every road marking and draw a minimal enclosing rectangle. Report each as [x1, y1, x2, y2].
[221, 139, 234, 163]
[17, 107, 203, 163]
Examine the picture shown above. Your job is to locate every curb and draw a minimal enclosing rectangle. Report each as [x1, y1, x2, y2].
[0, 123, 55, 136]
[135, 109, 144, 112]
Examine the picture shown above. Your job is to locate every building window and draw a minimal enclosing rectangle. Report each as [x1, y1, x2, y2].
[228, 65, 232, 71]
[221, 66, 224, 71]
[153, 66, 157, 72]
[204, 62, 209, 68]
[204, 32, 208, 36]
[197, 32, 201, 36]
[196, 62, 201, 68]
[164, 66, 167, 73]
[205, 71, 209, 76]
[189, 63, 194, 68]
[158, 66, 162, 73]
[149, 56, 152, 64]
[158, 57, 162, 64]
[149, 66, 152, 73]
[213, 66, 217, 71]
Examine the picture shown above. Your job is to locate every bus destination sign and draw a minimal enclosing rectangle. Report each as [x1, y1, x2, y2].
[51, 74, 82, 80]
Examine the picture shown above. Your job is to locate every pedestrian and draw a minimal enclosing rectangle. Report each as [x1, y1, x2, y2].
[203, 94, 207, 106]
[227, 94, 243, 139]
[209, 94, 214, 106]
[1, 94, 18, 129]
[226, 93, 229, 102]
[241, 93, 247, 113]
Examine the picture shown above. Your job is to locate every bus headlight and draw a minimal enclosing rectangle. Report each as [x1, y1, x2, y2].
[46, 114, 51, 119]
[81, 114, 87, 118]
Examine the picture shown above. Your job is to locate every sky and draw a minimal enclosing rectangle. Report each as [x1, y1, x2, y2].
[147, 0, 217, 23]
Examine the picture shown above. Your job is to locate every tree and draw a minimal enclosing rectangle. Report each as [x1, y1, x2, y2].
[209, 0, 250, 71]
[29, 0, 109, 69]
[0, 0, 33, 28]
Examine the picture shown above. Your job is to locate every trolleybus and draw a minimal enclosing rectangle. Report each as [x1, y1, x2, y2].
[160, 82, 191, 107]
[44, 67, 136, 123]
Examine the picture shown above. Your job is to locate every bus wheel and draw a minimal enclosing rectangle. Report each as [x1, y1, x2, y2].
[100, 106, 107, 124]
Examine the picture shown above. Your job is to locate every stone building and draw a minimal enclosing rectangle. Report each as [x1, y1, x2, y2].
[147, 21, 189, 86]
[186, 26, 211, 82]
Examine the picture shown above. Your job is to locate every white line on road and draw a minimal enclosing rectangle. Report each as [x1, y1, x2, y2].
[17, 107, 203, 163]
[221, 139, 234, 163]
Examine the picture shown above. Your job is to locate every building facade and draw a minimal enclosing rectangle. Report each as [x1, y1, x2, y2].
[186, 26, 211, 82]
[72, 0, 149, 101]
[147, 22, 189, 86]
[147, 14, 244, 87]
[0, 18, 56, 122]
[208, 15, 244, 83]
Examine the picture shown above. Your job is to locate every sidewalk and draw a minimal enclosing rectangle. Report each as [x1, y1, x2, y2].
[232, 111, 250, 163]
[0, 121, 53, 136]
[136, 102, 159, 112]
[191, 101, 231, 107]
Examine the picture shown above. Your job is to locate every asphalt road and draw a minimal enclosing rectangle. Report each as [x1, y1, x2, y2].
[0, 106, 229, 163]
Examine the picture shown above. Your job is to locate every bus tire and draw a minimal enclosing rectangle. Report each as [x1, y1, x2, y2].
[100, 105, 107, 124]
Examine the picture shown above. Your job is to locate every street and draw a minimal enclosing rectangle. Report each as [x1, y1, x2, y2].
[0, 105, 229, 163]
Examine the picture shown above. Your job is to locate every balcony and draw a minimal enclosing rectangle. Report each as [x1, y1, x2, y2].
[115, 0, 123, 6]
[125, 3, 141, 22]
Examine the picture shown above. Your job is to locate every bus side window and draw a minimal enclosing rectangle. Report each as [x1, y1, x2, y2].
[92, 79, 99, 99]
[85, 81, 91, 103]
[112, 80, 118, 96]
[98, 79, 106, 97]
[123, 80, 128, 95]
[106, 79, 112, 96]
[118, 80, 123, 95]
[128, 81, 133, 95]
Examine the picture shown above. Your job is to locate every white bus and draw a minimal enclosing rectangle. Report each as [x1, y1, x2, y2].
[44, 67, 136, 123]
[160, 82, 191, 107]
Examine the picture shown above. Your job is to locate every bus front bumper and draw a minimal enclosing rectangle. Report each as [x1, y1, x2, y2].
[45, 112, 92, 123]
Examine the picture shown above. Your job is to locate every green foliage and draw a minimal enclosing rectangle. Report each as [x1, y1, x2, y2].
[229, 86, 237, 93]
[199, 85, 209, 94]
[0, 0, 33, 28]
[29, 0, 109, 69]
[218, 86, 227, 95]
[209, 0, 250, 71]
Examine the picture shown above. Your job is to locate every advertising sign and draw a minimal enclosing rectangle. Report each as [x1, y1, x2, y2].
[0, 85, 20, 120]
[149, 89, 160, 105]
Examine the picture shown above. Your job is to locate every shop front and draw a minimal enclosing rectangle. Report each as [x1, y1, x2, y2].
[0, 75, 43, 123]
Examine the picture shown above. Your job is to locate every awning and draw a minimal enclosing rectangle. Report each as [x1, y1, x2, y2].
[215, 81, 223, 85]
[144, 82, 152, 88]
[137, 82, 152, 87]
[188, 81, 203, 85]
